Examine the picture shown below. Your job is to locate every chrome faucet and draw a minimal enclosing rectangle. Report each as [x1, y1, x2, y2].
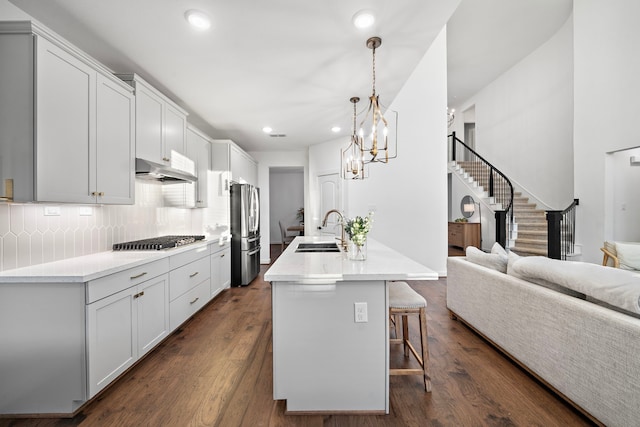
[322, 209, 347, 250]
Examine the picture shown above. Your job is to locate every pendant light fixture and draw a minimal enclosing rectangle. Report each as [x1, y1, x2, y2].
[359, 36, 398, 164]
[341, 97, 368, 180]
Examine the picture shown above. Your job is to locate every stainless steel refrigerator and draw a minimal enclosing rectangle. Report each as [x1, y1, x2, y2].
[230, 183, 261, 286]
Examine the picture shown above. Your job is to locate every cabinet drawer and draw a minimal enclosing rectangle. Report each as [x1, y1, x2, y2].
[169, 278, 210, 331]
[87, 258, 169, 304]
[169, 244, 210, 269]
[169, 255, 211, 301]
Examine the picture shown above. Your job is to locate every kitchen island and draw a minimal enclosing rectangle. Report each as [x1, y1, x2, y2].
[264, 236, 437, 414]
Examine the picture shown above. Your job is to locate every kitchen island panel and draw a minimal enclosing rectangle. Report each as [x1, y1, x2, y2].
[272, 280, 388, 413]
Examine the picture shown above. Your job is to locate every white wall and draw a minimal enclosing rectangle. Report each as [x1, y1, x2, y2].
[249, 150, 308, 264]
[574, 0, 640, 263]
[269, 169, 304, 244]
[452, 14, 574, 209]
[309, 28, 449, 275]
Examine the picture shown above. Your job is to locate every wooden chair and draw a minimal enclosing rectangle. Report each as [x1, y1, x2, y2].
[601, 241, 619, 268]
[389, 281, 431, 392]
[279, 221, 295, 252]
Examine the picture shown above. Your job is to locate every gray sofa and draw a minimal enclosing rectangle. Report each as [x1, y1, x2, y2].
[447, 255, 640, 427]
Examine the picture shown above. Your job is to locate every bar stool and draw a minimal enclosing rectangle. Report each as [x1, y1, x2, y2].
[388, 281, 431, 392]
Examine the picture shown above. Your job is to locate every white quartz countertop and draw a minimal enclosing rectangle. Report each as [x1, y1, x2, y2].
[0, 236, 229, 284]
[264, 236, 437, 283]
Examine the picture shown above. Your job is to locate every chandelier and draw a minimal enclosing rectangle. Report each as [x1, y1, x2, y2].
[341, 97, 368, 180]
[358, 36, 398, 164]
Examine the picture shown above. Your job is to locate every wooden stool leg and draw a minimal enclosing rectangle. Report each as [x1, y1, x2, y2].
[402, 314, 410, 357]
[419, 307, 431, 392]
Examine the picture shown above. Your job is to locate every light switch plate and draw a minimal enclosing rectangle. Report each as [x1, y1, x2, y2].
[43, 206, 60, 216]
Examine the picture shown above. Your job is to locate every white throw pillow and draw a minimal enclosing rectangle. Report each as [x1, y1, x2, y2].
[491, 242, 508, 257]
[615, 242, 640, 271]
[466, 246, 508, 273]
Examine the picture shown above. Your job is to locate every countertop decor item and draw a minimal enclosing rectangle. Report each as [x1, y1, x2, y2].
[344, 212, 373, 260]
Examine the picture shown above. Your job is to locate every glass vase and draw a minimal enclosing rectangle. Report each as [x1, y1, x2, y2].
[348, 238, 367, 261]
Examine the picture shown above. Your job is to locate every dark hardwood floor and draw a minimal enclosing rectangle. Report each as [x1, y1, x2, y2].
[1, 245, 594, 426]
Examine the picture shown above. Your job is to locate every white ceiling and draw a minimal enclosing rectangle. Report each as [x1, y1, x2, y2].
[8, 0, 572, 153]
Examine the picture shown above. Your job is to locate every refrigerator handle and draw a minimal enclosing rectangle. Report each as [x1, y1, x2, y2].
[251, 187, 260, 233]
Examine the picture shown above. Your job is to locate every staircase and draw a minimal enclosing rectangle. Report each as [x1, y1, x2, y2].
[510, 192, 547, 256]
[451, 161, 548, 256]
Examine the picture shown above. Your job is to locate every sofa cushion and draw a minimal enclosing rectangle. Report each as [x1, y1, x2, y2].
[511, 256, 640, 314]
[507, 253, 586, 299]
[466, 245, 507, 273]
[615, 241, 640, 271]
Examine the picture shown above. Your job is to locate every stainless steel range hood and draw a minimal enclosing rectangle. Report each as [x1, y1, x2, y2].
[135, 158, 197, 184]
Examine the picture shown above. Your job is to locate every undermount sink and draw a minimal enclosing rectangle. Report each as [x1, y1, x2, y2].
[295, 242, 341, 253]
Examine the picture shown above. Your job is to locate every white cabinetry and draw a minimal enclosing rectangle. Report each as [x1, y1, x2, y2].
[210, 243, 231, 298]
[117, 73, 188, 165]
[0, 243, 228, 416]
[186, 125, 211, 208]
[86, 259, 170, 398]
[211, 139, 258, 187]
[230, 144, 258, 186]
[168, 245, 212, 331]
[0, 22, 134, 204]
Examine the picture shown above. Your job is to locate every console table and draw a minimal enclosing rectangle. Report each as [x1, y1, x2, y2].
[448, 222, 481, 249]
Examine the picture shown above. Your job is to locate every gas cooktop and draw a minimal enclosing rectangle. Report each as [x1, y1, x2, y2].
[113, 235, 205, 251]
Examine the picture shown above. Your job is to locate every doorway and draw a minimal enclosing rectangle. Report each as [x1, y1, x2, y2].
[269, 167, 304, 246]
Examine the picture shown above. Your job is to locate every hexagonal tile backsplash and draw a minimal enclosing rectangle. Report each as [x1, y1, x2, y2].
[0, 182, 226, 272]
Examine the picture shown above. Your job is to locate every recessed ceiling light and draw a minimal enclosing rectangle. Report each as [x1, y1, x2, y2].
[262, 126, 273, 133]
[352, 10, 375, 29]
[331, 126, 341, 133]
[185, 9, 211, 30]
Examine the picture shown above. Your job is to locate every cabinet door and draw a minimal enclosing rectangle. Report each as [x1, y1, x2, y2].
[135, 85, 164, 164]
[164, 103, 186, 162]
[137, 274, 169, 357]
[211, 246, 231, 298]
[35, 36, 95, 203]
[87, 286, 136, 398]
[96, 74, 134, 204]
[187, 128, 210, 208]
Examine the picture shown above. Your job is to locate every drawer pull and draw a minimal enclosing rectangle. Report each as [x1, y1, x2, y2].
[220, 253, 225, 258]
[189, 271, 199, 278]
[189, 297, 199, 305]
[134, 291, 145, 299]
[130, 272, 148, 280]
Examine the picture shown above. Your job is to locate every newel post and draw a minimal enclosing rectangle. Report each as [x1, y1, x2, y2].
[546, 210, 562, 260]
[495, 210, 507, 249]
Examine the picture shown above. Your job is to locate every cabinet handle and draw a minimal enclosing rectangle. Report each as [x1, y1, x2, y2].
[98, 192, 105, 197]
[220, 253, 225, 258]
[189, 297, 199, 305]
[189, 271, 199, 278]
[134, 291, 145, 299]
[163, 157, 170, 162]
[130, 272, 147, 279]
[91, 191, 97, 196]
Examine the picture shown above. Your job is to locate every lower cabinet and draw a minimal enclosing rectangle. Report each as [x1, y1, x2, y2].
[168, 248, 212, 332]
[86, 273, 169, 398]
[211, 244, 231, 298]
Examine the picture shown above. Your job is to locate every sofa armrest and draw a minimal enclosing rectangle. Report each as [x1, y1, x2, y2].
[601, 247, 620, 268]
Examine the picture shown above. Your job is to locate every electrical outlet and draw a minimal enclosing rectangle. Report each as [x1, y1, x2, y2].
[43, 206, 60, 216]
[354, 302, 368, 323]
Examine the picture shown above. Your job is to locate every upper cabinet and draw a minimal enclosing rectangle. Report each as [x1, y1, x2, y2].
[186, 125, 211, 208]
[0, 21, 135, 204]
[117, 74, 188, 166]
[211, 139, 258, 187]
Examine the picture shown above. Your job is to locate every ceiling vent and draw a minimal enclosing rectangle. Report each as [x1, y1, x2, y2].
[269, 134, 287, 138]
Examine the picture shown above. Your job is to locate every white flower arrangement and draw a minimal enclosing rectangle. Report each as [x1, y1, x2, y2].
[344, 212, 374, 247]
